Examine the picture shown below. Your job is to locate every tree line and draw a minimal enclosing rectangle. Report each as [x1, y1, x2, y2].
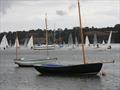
[0, 24, 120, 45]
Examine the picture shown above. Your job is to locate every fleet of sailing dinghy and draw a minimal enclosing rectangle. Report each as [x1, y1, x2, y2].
[14, 14, 57, 67]
[34, 0, 103, 75]
[95, 31, 112, 50]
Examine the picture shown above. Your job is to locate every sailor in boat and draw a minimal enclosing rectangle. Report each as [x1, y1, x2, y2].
[97, 44, 100, 48]
[107, 45, 112, 49]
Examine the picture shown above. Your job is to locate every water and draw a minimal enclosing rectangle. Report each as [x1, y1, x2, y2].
[0, 45, 120, 90]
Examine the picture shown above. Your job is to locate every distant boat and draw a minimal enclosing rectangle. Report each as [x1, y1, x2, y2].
[0, 35, 9, 49]
[33, 22, 55, 50]
[14, 37, 20, 48]
[93, 33, 99, 48]
[67, 33, 74, 48]
[33, 45, 55, 50]
[75, 36, 79, 47]
[27, 35, 34, 49]
[107, 31, 112, 49]
[24, 38, 29, 47]
[102, 40, 105, 45]
[68, 33, 73, 46]
[34, 0, 103, 75]
[85, 35, 90, 47]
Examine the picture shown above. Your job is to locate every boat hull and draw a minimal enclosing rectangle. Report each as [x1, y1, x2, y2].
[14, 58, 57, 67]
[33, 47, 55, 50]
[34, 63, 103, 75]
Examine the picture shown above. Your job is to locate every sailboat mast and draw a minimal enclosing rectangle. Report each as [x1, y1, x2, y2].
[16, 31, 18, 60]
[53, 24, 56, 45]
[45, 13, 48, 56]
[77, 0, 87, 64]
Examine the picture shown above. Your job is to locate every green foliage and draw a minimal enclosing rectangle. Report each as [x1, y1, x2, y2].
[0, 24, 120, 45]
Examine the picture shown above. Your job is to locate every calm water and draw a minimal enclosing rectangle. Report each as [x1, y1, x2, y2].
[0, 46, 120, 90]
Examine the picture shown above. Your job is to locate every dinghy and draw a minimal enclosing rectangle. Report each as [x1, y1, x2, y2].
[14, 15, 57, 67]
[75, 36, 79, 47]
[93, 33, 99, 48]
[0, 35, 9, 50]
[34, 63, 102, 75]
[27, 35, 34, 49]
[107, 31, 112, 49]
[14, 36, 20, 48]
[34, 0, 104, 75]
[102, 40, 105, 45]
[14, 58, 57, 67]
[33, 20, 55, 50]
[67, 33, 74, 49]
[33, 45, 55, 50]
[85, 35, 90, 47]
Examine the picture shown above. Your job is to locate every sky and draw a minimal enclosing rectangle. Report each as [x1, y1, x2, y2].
[0, 0, 120, 32]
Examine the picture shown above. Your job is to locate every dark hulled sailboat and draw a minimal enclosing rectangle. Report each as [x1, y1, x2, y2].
[34, 0, 103, 75]
[34, 63, 102, 75]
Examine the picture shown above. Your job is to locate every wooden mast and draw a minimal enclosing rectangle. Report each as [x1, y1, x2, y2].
[77, 0, 87, 64]
[45, 13, 49, 56]
[16, 31, 18, 60]
[53, 24, 56, 45]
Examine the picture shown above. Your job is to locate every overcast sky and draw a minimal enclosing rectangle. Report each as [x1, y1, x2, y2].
[0, 0, 120, 32]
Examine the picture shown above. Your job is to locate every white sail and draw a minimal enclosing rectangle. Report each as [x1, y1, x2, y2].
[75, 36, 78, 46]
[14, 37, 20, 48]
[93, 33, 97, 46]
[107, 31, 112, 49]
[102, 40, 105, 45]
[85, 36, 90, 46]
[107, 31, 112, 46]
[68, 33, 73, 46]
[0, 35, 9, 48]
[27, 36, 34, 48]
[24, 38, 28, 47]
